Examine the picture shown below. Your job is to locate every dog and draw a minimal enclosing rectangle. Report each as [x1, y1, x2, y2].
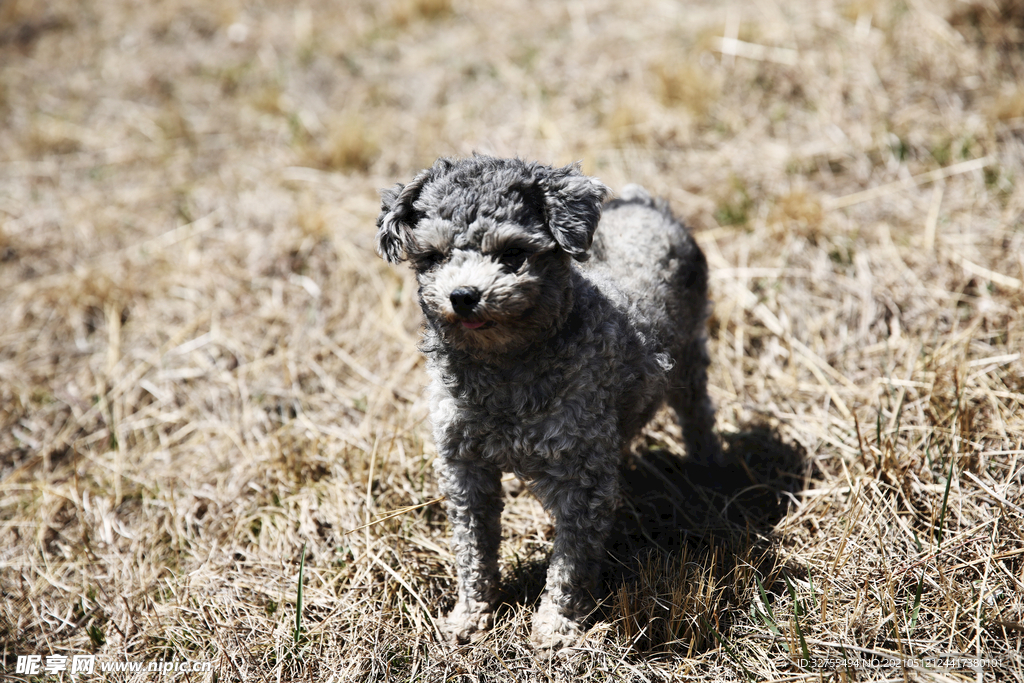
[376, 155, 720, 654]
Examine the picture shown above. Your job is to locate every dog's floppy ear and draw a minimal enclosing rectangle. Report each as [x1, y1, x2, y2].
[376, 176, 426, 264]
[538, 164, 609, 262]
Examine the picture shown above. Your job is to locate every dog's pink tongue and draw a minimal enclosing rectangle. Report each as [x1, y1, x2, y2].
[462, 320, 486, 329]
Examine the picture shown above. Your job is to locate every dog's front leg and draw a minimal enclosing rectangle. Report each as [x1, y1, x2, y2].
[434, 455, 503, 644]
[529, 460, 619, 654]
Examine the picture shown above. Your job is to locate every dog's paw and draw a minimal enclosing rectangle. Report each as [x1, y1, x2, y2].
[441, 600, 494, 645]
[530, 599, 581, 657]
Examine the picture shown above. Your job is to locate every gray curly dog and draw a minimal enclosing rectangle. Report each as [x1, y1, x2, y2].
[376, 155, 720, 654]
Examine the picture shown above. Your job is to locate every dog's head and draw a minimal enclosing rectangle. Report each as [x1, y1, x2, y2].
[376, 156, 608, 356]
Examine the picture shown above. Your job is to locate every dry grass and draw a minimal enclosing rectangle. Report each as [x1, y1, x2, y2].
[2, 0, 1024, 681]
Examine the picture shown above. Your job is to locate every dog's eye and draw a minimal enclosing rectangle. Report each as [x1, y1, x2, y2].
[417, 251, 445, 269]
[498, 247, 529, 271]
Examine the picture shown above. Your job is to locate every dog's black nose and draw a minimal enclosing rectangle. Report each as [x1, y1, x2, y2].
[450, 287, 481, 316]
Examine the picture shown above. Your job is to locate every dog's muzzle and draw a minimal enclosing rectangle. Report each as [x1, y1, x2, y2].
[450, 287, 481, 317]
[450, 287, 493, 329]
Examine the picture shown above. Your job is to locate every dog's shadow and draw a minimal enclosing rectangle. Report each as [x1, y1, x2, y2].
[498, 424, 808, 654]
[613, 425, 806, 553]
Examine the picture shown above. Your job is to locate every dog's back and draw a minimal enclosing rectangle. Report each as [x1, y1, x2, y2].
[587, 185, 709, 350]
[586, 186, 720, 465]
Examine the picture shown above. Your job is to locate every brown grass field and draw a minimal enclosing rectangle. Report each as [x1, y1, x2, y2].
[3, 0, 1024, 680]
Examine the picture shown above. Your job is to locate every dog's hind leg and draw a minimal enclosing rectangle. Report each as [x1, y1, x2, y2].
[434, 456, 503, 643]
[667, 337, 723, 467]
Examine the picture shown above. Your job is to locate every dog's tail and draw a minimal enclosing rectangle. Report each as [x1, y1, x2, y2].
[617, 184, 652, 203]
[607, 184, 675, 219]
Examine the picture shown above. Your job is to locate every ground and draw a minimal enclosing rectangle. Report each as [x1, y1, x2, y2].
[1, 0, 1023, 681]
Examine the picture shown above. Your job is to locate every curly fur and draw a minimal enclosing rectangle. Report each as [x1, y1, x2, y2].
[376, 156, 720, 654]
